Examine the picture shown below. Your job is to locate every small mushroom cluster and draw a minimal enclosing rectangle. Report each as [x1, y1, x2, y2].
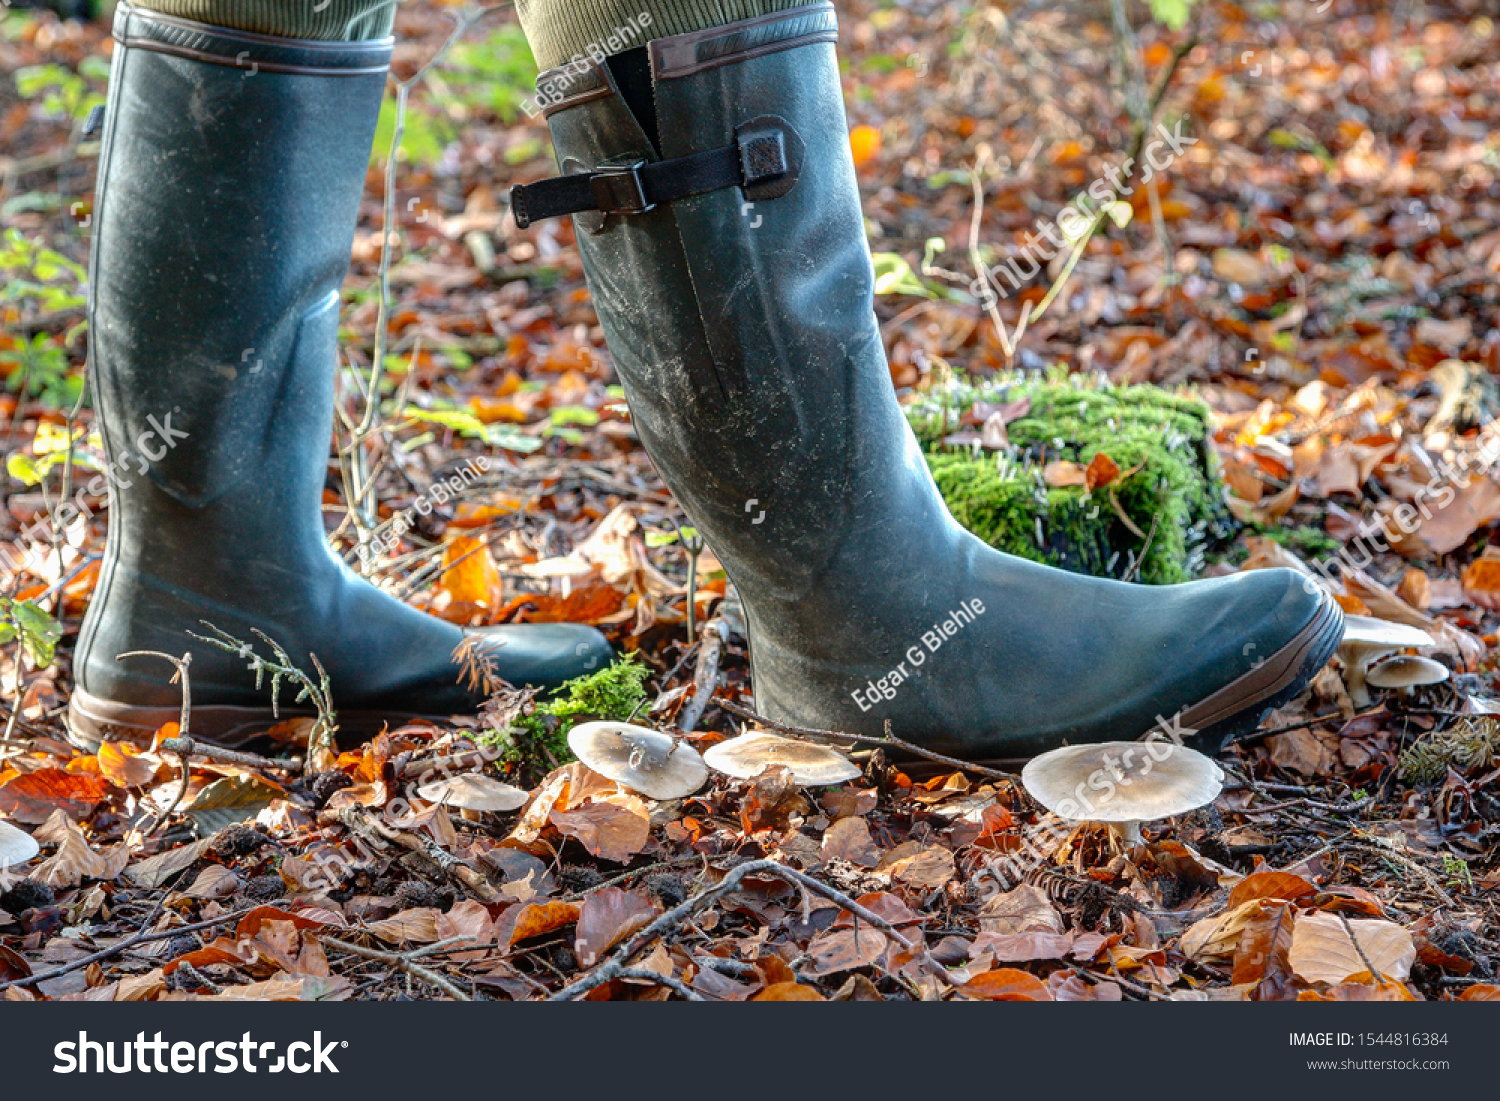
[570, 723, 860, 795]
[1336, 615, 1447, 707]
[1021, 740, 1223, 848]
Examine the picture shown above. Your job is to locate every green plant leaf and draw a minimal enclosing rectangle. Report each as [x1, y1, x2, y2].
[872, 252, 936, 298]
[3, 599, 62, 667]
[1106, 201, 1134, 229]
[1147, 0, 1196, 30]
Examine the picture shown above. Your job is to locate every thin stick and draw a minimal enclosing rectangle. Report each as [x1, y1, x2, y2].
[615, 968, 705, 1001]
[676, 619, 724, 734]
[1226, 711, 1343, 746]
[339, 806, 501, 903]
[0, 885, 257, 993]
[118, 650, 194, 837]
[158, 734, 300, 774]
[320, 935, 471, 1001]
[1336, 912, 1384, 984]
[560, 855, 706, 903]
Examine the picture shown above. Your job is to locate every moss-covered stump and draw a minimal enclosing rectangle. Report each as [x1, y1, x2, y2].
[904, 373, 1232, 584]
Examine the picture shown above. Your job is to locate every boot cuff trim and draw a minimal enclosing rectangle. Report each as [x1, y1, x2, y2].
[649, 1, 836, 80]
[534, 57, 613, 118]
[112, 2, 393, 76]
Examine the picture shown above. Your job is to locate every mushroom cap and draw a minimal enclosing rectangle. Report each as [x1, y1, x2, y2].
[702, 733, 861, 786]
[1366, 654, 1449, 690]
[1338, 615, 1434, 652]
[567, 722, 708, 800]
[416, 773, 529, 812]
[1021, 741, 1223, 824]
[0, 818, 39, 867]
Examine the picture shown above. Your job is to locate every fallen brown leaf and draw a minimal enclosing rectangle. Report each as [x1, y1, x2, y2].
[0, 769, 111, 824]
[1289, 911, 1415, 985]
[959, 967, 1053, 1001]
[575, 887, 658, 967]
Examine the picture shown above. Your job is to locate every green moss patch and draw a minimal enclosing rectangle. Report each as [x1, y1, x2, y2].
[905, 371, 1232, 584]
[481, 652, 650, 769]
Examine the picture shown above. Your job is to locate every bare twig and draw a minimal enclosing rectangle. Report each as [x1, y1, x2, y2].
[118, 650, 193, 837]
[676, 619, 724, 734]
[338, 806, 502, 903]
[117, 650, 192, 735]
[321, 935, 471, 1001]
[1336, 912, 1384, 984]
[968, 157, 1029, 365]
[0, 882, 255, 994]
[1226, 711, 1343, 746]
[157, 734, 300, 774]
[559, 855, 706, 903]
[615, 968, 705, 1001]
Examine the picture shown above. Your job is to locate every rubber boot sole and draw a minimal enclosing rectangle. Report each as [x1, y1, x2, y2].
[69, 597, 1345, 763]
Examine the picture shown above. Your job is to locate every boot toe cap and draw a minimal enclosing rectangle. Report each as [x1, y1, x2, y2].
[468, 624, 613, 691]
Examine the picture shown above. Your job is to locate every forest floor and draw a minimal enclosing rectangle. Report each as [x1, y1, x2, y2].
[1, 0, 1499, 1002]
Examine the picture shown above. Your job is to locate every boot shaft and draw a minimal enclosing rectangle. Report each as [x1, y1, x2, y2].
[531, 3, 960, 611]
[78, 5, 393, 704]
[91, 3, 390, 518]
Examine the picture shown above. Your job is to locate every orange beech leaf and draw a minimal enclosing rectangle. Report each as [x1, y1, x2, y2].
[500, 900, 580, 946]
[98, 741, 158, 789]
[0, 769, 112, 824]
[1084, 451, 1121, 491]
[959, 968, 1053, 1001]
[436, 535, 502, 610]
[1227, 870, 1317, 910]
[849, 125, 882, 168]
[753, 982, 825, 1001]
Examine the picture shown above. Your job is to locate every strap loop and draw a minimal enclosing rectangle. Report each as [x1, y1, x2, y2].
[510, 117, 800, 229]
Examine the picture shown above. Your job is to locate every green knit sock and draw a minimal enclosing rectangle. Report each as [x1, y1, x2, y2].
[515, 0, 815, 70]
[128, 0, 813, 56]
[128, 0, 397, 41]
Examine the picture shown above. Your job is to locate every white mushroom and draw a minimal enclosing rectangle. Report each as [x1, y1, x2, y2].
[0, 818, 39, 871]
[1366, 654, 1449, 698]
[702, 732, 861, 787]
[567, 721, 708, 800]
[1337, 615, 1435, 708]
[416, 774, 529, 820]
[1021, 740, 1223, 847]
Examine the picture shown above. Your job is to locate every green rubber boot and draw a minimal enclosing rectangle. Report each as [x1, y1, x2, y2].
[67, 4, 612, 750]
[510, 2, 1342, 762]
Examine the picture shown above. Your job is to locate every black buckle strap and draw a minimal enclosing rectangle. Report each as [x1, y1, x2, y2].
[511, 117, 801, 230]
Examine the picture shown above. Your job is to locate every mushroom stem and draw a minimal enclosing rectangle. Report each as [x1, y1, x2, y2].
[1346, 661, 1374, 709]
[1108, 820, 1144, 846]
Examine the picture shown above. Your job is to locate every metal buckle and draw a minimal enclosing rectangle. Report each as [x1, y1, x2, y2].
[590, 162, 654, 216]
